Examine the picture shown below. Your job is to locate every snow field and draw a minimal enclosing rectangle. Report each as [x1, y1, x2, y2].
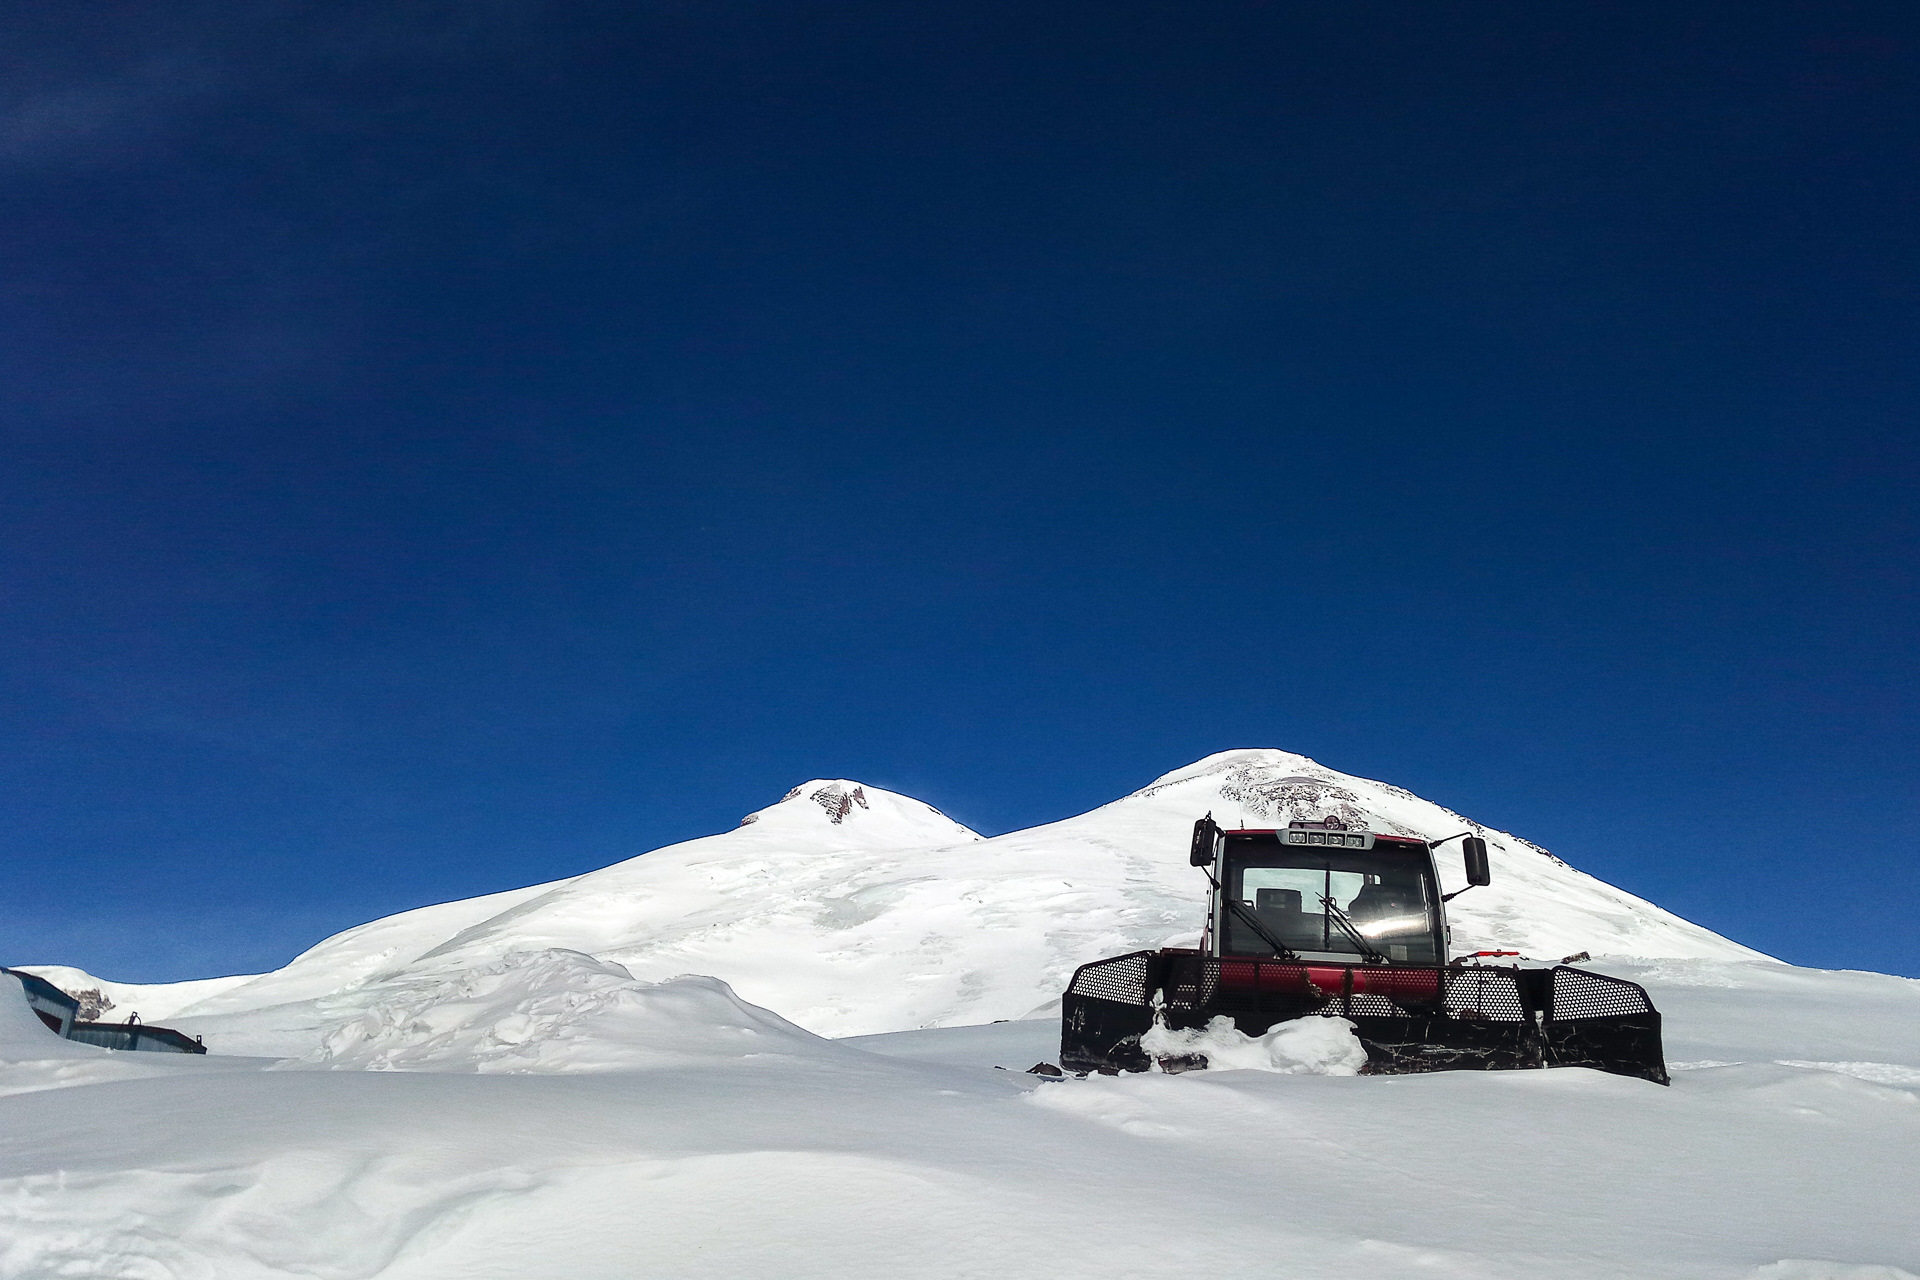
[2, 965, 1916, 1279]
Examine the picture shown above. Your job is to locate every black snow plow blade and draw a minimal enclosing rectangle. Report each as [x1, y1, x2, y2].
[1060, 950, 1668, 1085]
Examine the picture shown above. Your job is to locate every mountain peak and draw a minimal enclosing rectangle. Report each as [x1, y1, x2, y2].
[773, 780, 872, 825]
[736, 778, 982, 842]
[1123, 749, 1408, 832]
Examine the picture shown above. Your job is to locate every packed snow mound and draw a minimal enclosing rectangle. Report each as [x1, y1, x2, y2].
[1141, 1013, 1370, 1074]
[301, 949, 848, 1073]
[105, 750, 1764, 1051]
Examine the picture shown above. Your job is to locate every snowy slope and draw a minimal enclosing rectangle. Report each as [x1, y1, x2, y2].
[2, 951, 1916, 1280]
[40, 754, 1765, 1053]
[168, 880, 574, 1016]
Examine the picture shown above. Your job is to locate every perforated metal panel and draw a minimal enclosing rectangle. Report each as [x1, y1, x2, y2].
[1355, 967, 1446, 1010]
[1066, 952, 1151, 1005]
[1443, 967, 1528, 1022]
[1551, 966, 1654, 1019]
[1163, 953, 1218, 1009]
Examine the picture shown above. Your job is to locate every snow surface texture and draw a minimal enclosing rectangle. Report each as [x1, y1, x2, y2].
[31, 753, 1767, 1056]
[3, 955, 1917, 1278]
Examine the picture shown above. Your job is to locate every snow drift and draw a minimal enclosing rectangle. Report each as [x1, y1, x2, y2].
[300, 948, 851, 1073]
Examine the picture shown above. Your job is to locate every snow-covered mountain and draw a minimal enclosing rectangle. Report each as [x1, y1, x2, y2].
[31, 751, 1764, 1054]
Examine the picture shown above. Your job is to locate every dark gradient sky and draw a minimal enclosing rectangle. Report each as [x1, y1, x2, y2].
[3, 3, 1915, 982]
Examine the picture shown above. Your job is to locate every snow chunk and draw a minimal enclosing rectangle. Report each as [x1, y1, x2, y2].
[298, 949, 847, 1073]
[1140, 1014, 1369, 1075]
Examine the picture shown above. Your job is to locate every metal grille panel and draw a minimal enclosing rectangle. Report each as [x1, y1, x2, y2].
[1551, 966, 1654, 1019]
[1442, 967, 1528, 1022]
[1164, 953, 1217, 1009]
[1066, 952, 1151, 1004]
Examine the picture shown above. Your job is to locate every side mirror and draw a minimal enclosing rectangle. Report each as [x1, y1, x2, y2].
[1462, 836, 1491, 887]
[1190, 815, 1222, 867]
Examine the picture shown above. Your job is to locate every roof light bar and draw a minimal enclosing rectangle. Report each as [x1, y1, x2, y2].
[1281, 829, 1375, 849]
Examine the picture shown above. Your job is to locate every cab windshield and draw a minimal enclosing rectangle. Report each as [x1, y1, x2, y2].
[1221, 843, 1439, 964]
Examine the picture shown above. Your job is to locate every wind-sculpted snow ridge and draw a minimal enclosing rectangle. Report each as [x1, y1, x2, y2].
[299, 948, 852, 1073]
[66, 751, 1764, 1053]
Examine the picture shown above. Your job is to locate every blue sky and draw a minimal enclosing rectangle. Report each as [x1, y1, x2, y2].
[2, 2, 1915, 981]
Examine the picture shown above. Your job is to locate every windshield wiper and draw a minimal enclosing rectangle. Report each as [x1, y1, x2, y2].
[1320, 894, 1390, 964]
[1203, 869, 1300, 962]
